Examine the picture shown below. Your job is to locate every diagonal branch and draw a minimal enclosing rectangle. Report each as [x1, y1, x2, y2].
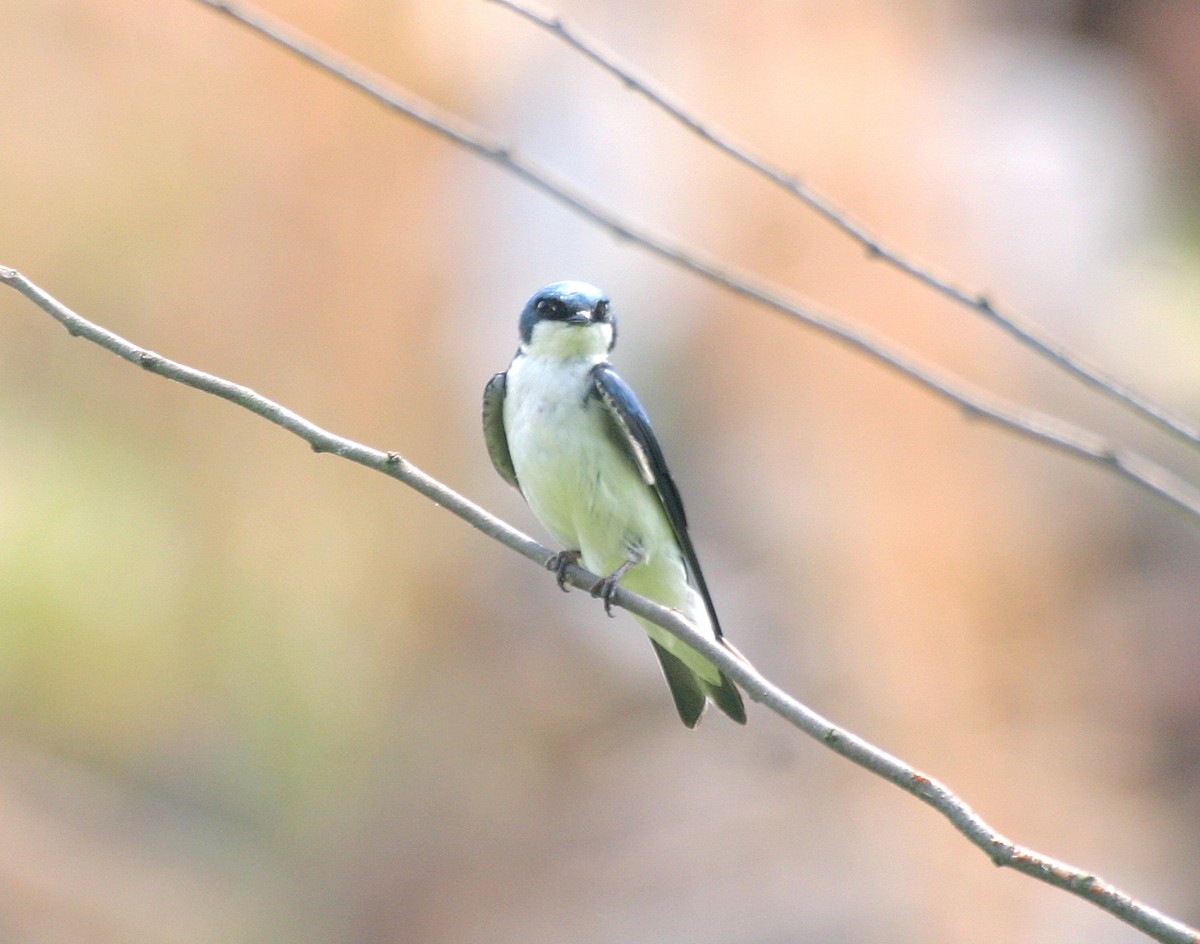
[3, 264, 1196, 944]
[486, 0, 1200, 451]
[186, 0, 1200, 527]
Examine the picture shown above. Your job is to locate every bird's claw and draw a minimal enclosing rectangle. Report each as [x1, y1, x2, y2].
[589, 554, 641, 617]
[590, 575, 621, 617]
[546, 550, 581, 592]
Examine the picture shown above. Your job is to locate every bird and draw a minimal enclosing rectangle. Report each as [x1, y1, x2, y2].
[483, 280, 746, 727]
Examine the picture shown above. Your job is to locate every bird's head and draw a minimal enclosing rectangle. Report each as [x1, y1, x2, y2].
[518, 281, 616, 359]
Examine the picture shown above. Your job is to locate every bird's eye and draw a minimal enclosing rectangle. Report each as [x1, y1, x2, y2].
[537, 298, 567, 318]
[594, 300, 609, 321]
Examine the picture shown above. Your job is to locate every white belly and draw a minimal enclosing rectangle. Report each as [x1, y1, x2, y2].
[503, 352, 722, 680]
[503, 354, 683, 601]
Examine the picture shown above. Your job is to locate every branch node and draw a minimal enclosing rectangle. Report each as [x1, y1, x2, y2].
[137, 350, 161, 371]
[863, 241, 882, 259]
[976, 293, 993, 313]
[988, 840, 1016, 866]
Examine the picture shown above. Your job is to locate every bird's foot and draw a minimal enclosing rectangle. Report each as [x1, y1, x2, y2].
[546, 550, 582, 592]
[590, 558, 639, 617]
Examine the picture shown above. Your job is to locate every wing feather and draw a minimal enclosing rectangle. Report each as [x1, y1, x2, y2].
[590, 364, 726, 640]
[482, 371, 520, 490]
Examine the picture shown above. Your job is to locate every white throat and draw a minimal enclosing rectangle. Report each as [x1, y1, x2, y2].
[522, 320, 613, 362]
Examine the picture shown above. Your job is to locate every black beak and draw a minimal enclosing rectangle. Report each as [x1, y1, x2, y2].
[565, 311, 591, 325]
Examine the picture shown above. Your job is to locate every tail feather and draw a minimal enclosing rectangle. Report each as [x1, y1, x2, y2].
[650, 640, 706, 727]
[701, 668, 746, 724]
[649, 639, 746, 727]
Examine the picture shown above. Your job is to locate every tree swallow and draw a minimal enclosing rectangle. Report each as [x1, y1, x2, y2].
[483, 281, 746, 727]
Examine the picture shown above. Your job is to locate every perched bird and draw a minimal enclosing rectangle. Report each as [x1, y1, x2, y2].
[483, 281, 746, 727]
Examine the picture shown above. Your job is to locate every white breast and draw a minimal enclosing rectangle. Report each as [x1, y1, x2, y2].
[503, 349, 719, 667]
[503, 352, 674, 581]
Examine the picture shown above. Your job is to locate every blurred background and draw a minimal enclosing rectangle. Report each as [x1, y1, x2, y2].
[1, 0, 1198, 941]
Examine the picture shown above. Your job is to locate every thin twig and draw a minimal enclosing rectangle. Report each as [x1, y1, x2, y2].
[3, 264, 1196, 944]
[486, 0, 1200, 451]
[185, 0, 1200, 526]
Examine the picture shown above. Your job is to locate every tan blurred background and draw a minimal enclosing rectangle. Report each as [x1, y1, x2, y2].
[2, 0, 1199, 941]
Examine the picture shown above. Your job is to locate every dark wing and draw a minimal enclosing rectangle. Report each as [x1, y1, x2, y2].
[482, 371, 519, 490]
[589, 363, 725, 639]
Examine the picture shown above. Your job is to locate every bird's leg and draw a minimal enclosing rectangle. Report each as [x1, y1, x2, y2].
[591, 547, 646, 617]
[546, 549, 582, 592]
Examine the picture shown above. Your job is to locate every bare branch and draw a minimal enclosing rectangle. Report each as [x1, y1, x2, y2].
[185, 0, 1200, 526]
[486, 0, 1200, 451]
[4, 264, 1197, 944]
